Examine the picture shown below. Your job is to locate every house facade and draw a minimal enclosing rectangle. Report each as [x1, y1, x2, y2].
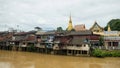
[104, 31, 120, 50]
[36, 31, 56, 53]
[54, 31, 100, 56]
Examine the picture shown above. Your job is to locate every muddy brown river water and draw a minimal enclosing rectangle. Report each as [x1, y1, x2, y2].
[0, 50, 120, 68]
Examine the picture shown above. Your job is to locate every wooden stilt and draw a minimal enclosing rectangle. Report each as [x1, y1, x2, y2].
[18, 47, 22, 51]
[12, 46, 16, 51]
[67, 49, 69, 55]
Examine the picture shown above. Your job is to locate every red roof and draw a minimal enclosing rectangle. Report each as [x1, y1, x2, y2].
[25, 35, 36, 41]
[0, 34, 13, 41]
[74, 24, 86, 31]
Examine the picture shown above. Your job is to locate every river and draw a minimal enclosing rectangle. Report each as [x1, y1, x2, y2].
[0, 50, 120, 68]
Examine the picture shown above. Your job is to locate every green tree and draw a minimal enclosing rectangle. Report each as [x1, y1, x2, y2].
[71, 29, 75, 31]
[57, 27, 63, 32]
[104, 19, 120, 31]
[99, 36, 104, 46]
[66, 28, 75, 32]
[34, 27, 42, 31]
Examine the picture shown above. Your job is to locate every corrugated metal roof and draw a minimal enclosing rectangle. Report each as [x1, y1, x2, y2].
[66, 30, 92, 36]
[69, 37, 90, 45]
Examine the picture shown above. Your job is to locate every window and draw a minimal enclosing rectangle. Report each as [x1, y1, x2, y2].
[84, 44, 86, 47]
[76, 45, 79, 47]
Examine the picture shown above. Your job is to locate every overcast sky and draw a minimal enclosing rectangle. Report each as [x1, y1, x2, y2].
[0, 0, 120, 31]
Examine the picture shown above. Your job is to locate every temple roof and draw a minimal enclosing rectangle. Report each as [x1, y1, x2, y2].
[74, 24, 86, 31]
[90, 21, 103, 30]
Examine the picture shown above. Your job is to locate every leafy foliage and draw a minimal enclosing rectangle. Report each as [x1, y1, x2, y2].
[34, 27, 42, 31]
[27, 45, 35, 52]
[57, 27, 63, 32]
[104, 19, 120, 31]
[92, 48, 120, 57]
[99, 36, 104, 46]
[92, 48, 104, 57]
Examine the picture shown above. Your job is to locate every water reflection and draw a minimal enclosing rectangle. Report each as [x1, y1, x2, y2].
[0, 50, 120, 68]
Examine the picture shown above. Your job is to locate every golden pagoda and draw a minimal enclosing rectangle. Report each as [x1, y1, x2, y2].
[107, 24, 111, 31]
[66, 15, 74, 31]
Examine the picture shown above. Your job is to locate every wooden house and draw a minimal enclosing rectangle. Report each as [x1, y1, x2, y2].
[10, 31, 36, 51]
[0, 32, 13, 50]
[36, 31, 56, 53]
[54, 30, 100, 56]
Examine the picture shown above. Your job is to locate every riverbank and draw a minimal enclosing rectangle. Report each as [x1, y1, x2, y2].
[1, 45, 120, 57]
[92, 48, 120, 57]
[0, 46, 90, 57]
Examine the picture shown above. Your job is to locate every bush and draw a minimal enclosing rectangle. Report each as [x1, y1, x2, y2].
[92, 49, 120, 57]
[111, 51, 120, 57]
[27, 45, 36, 52]
[92, 48, 105, 57]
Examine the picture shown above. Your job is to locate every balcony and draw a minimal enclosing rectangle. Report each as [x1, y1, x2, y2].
[66, 45, 89, 51]
[36, 44, 45, 48]
[54, 41, 60, 43]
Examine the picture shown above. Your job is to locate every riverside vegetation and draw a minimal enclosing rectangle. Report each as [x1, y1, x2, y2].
[92, 48, 120, 57]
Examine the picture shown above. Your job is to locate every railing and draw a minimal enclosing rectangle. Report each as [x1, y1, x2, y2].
[66, 46, 89, 50]
[107, 46, 120, 50]
[54, 41, 60, 43]
[20, 45, 27, 47]
[61, 46, 67, 49]
[92, 46, 120, 50]
[104, 37, 120, 40]
[35, 44, 45, 48]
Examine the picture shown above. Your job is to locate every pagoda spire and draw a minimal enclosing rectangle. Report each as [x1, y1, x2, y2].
[107, 24, 111, 31]
[67, 14, 74, 31]
[69, 13, 72, 23]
